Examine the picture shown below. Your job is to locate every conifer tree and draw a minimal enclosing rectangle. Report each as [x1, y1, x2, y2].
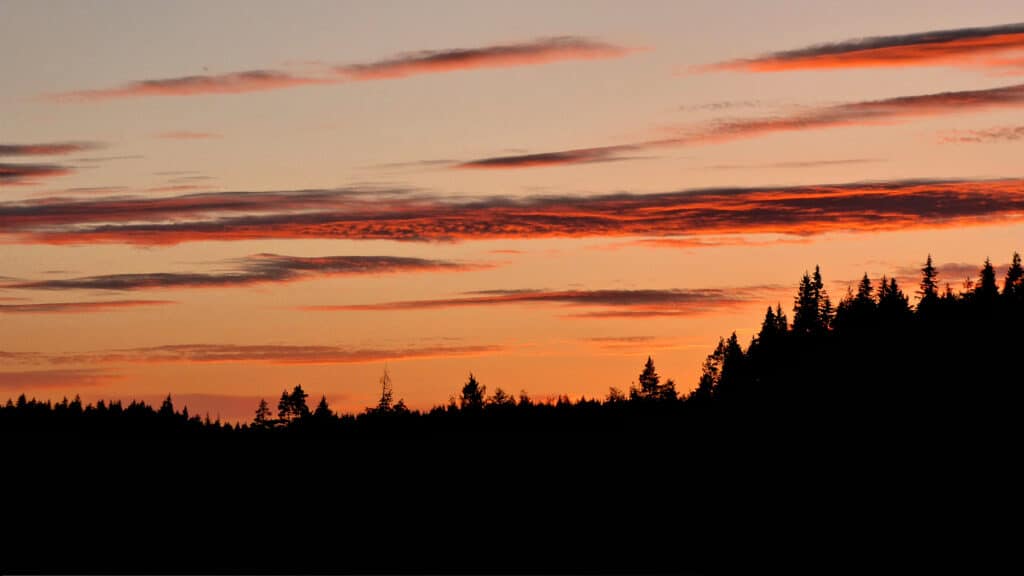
[976, 258, 999, 302]
[1003, 252, 1023, 300]
[918, 254, 939, 308]
[253, 398, 273, 429]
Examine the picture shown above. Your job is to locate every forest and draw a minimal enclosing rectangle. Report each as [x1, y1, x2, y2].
[4, 253, 1019, 573]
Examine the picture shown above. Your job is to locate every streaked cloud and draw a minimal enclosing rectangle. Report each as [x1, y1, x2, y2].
[5, 179, 1024, 245]
[0, 369, 119, 390]
[456, 145, 640, 169]
[155, 131, 223, 140]
[938, 125, 1024, 143]
[62, 343, 504, 366]
[0, 163, 74, 185]
[337, 36, 632, 80]
[49, 37, 634, 101]
[705, 22, 1024, 72]
[0, 300, 173, 314]
[305, 287, 767, 318]
[463, 83, 1024, 168]
[10, 254, 478, 291]
[0, 142, 102, 156]
[704, 158, 885, 171]
[51, 70, 336, 102]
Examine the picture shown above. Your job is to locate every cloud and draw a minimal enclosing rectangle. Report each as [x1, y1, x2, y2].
[5, 179, 1024, 245]
[10, 254, 477, 291]
[583, 336, 698, 353]
[0, 142, 102, 156]
[0, 300, 172, 314]
[61, 343, 504, 366]
[0, 162, 74, 185]
[337, 36, 632, 80]
[456, 145, 641, 169]
[78, 155, 145, 164]
[938, 125, 1024, 143]
[454, 82, 1024, 168]
[155, 132, 223, 140]
[704, 158, 885, 171]
[0, 369, 118, 390]
[49, 37, 633, 101]
[706, 22, 1024, 72]
[893, 261, 1007, 284]
[305, 287, 767, 318]
[51, 70, 337, 102]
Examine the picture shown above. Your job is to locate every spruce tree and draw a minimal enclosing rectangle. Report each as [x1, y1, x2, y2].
[918, 254, 939, 308]
[1003, 252, 1023, 300]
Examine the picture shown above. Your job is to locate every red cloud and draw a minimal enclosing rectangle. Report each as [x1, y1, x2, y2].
[48, 38, 634, 101]
[51, 70, 336, 102]
[0, 163, 74, 185]
[155, 132, 223, 140]
[10, 254, 478, 291]
[705, 22, 1024, 72]
[305, 287, 768, 318]
[0, 142, 102, 156]
[0, 300, 173, 314]
[339, 37, 633, 80]
[453, 82, 1024, 169]
[61, 343, 504, 366]
[0, 369, 119, 390]
[5, 179, 1024, 246]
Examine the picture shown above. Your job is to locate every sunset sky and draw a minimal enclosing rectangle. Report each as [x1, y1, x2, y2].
[3, 0, 1024, 421]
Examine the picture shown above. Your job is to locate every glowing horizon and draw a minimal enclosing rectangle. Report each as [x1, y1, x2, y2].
[3, 1, 1024, 422]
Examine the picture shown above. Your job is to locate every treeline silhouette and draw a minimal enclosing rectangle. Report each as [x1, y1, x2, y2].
[4, 254, 1019, 573]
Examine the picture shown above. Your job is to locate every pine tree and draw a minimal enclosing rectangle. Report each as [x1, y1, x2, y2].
[757, 306, 777, 342]
[460, 373, 486, 411]
[313, 395, 333, 419]
[638, 356, 659, 394]
[693, 339, 725, 402]
[1003, 252, 1023, 300]
[253, 398, 273, 429]
[376, 366, 394, 412]
[855, 274, 874, 307]
[918, 254, 939, 308]
[630, 356, 676, 401]
[158, 394, 175, 417]
[976, 258, 999, 302]
[878, 277, 910, 320]
[793, 272, 819, 334]
[774, 303, 788, 333]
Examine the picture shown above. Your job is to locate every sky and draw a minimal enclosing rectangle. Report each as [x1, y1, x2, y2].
[3, 0, 1024, 421]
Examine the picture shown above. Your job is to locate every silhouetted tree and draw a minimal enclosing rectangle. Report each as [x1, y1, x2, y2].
[376, 366, 394, 412]
[693, 338, 725, 402]
[774, 303, 788, 332]
[278, 385, 310, 424]
[489, 387, 515, 407]
[877, 276, 910, 322]
[793, 272, 819, 334]
[606, 387, 627, 403]
[976, 258, 999, 302]
[460, 373, 485, 412]
[158, 394, 175, 417]
[631, 356, 677, 401]
[313, 395, 333, 419]
[253, 398, 273, 429]
[713, 333, 746, 401]
[757, 306, 779, 343]
[918, 254, 939, 310]
[1003, 252, 1023, 301]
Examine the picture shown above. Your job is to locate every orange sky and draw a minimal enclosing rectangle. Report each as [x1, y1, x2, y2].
[3, 1, 1024, 421]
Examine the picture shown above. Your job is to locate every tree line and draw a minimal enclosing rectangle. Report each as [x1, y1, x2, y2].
[4, 252, 1019, 573]
[4, 252, 1023, 429]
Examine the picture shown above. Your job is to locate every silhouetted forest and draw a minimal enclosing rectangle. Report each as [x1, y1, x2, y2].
[4, 254, 1019, 573]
